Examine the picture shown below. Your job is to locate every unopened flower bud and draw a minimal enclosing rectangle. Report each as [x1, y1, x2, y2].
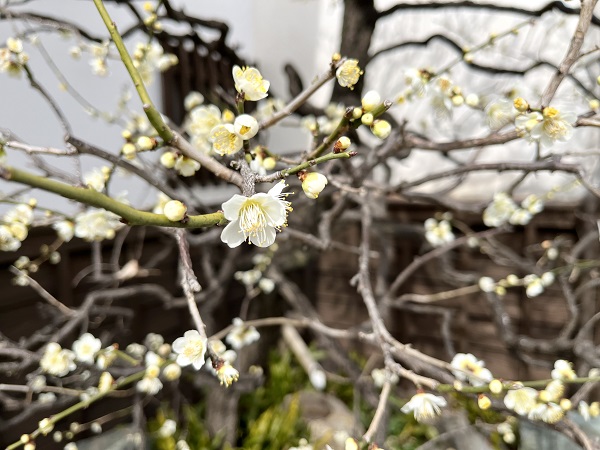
[361, 90, 381, 111]
[489, 379, 503, 394]
[136, 136, 155, 151]
[222, 109, 235, 123]
[451, 95, 464, 106]
[39, 418, 54, 435]
[163, 363, 182, 381]
[163, 200, 187, 221]
[478, 394, 491, 410]
[463, 52, 474, 63]
[263, 157, 277, 170]
[121, 143, 137, 160]
[465, 94, 479, 107]
[121, 129, 132, 140]
[589, 99, 599, 111]
[361, 113, 374, 126]
[336, 136, 351, 150]
[160, 152, 177, 169]
[98, 371, 113, 392]
[331, 52, 341, 63]
[352, 107, 363, 119]
[560, 398, 572, 410]
[302, 172, 328, 199]
[371, 120, 391, 139]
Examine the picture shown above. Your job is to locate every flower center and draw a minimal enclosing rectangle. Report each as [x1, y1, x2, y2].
[239, 200, 268, 240]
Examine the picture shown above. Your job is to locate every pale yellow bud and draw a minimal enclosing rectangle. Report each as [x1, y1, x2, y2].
[331, 52, 341, 63]
[494, 286, 506, 296]
[222, 109, 235, 123]
[371, 120, 391, 139]
[337, 136, 351, 149]
[361, 113, 374, 126]
[465, 94, 479, 107]
[38, 418, 54, 435]
[489, 379, 503, 394]
[160, 152, 177, 169]
[302, 172, 328, 199]
[163, 363, 182, 381]
[136, 136, 154, 151]
[163, 200, 187, 221]
[28, 198, 37, 208]
[20, 434, 30, 444]
[539, 390, 552, 402]
[590, 402, 600, 417]
[352, 107, 363, 119]
[451, 95, 464, 106]
[24, 444, 36, 450]
[121, 129, 132, 140]
[98, 371, 113, 392]
[345, 438, 359, 450]
[143, 2, 154, 12]
[121, 143, 137, 160]
[263, 157, 277, 170]
[478, 394, 491, 410]
[560, 398, 572, 410]
[590, 99, 600, 110]
[361, 90, 381, 111]
[463, 53, 474, 63]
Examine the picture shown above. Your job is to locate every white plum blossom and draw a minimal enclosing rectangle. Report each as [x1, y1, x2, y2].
[4, 204, 34, 225]
[174, 155, 201, 177]
[424, 218, 455, 247]
[157, 419, 177, 438]
[186, 104, 222, 137]
[0, 225, 21, 251]
[528, 402, 564, 423]
[404, 68, 431, 97]
[478, 277, 496, 293]
[184, 91, 204, 111]
[503, 386, 538, 415]
[172, 330, 207, 370]
[74, 208, 123, 241]
[258, 277, 275, 294]
[232, 65, 270, 101]
[233, 114, 259, 140]
[401, 392, 447, 422]
[40, 343, 76, 377]
[72, 333, 102, 364]
[220, 181, 290, 248]
[485, 98, 515, 130]
[551, 359, 577, 380]
[215, 361, 240, 387]
[524, 274, 544, 298]
[137, 375, 163, 395]
[335, 59, 361, 89]
[516, 106, 576, 147]
[450, 353, 493, 386]
[209, 124, 243, 156]
[52, 220, 75, 242]
[371, 368, 399, 388]
[225, 318, 260, 350]
[483, 193, 518, 227]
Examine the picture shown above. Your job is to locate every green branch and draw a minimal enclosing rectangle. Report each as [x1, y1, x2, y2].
[92, 0, 173, 142]
[436, 376, 600, 394]
[257, 151, 356, 183]
[2, 166, 225, 228]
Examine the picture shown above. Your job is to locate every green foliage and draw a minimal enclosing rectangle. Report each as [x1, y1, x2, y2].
[241, 393, 308, 450]
[148, 348, 311, 449]
[238, 347, 309, 436]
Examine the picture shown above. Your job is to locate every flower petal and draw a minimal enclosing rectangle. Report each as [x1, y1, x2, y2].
[250, 225, 276, 247]
[222, 195, 247, 220]
[221, 220, 246, 248]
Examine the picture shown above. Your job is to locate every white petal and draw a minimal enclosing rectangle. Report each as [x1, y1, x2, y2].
[250, 225, 276, 247]
[221, 220, 246, 248]
[222, 195, 247, 220]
